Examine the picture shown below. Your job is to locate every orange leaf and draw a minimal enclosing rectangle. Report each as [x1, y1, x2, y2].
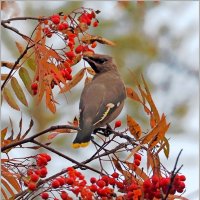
[15, 41, 24, 54]
[86, 67, 96, 76]
[1, 187, 9, 200]
[126, 87, 141, 103]
[125, 161, 148, 181]
[127, 115, 142, 139]
[1, 127, 8, 141]
[60, 68, 86, 93]
[112, 158, 123, 174]
[45, 87, 56, 113]
[47, 129, 72, 140]
[141, 75, 160, 123]
[141, 114, 168, 146]
[1, 178, 15, 197]
[2, 166, 21, 193]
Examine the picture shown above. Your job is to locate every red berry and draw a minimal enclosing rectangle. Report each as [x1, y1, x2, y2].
[40, 167, 48, 178]
[57, 177, 65, 186]
[143, 179, 151, 188]
[177, 188, 184, 193]
[28, 182, 36, 190]
[90, 177, 97, 184]
[31, 83, 38, 90]
[114, 120, 122, 128]
[66, 73, 72, 81]
[33, 89, 37, 95]
[60, 191, 68, 200]
[62, 22, 68, 29]
[39, 153, 51, 162]
[178, 181, 185, 189]
[93, 21, 98, 27]
[72, 188, 80, 196]
[101, 176, 109, 184]
[116, 181, 124, 189]
[41, 192, 49, 199]
[134, 159, 141, 166]
[108, 177, 115, 185]
[37, 156, 47, 167]
[67, 167, 74, 171]
[111, 172, 119, 178]
[179, 175, 186, 181]
[51, 15, 60, 24]
[160, 177, 170, 187]
[90, 184, 97, 192]
[35, 169, 41, 176]
[134, 153, 142, 161]
[65, 51, 75, 60]
[65, 177, 74, 185]
[58, 23, 64, 31]
[152, 175, 159, 184]
[75, 45, 83, 54]
[51, 180, 60, 188]
[66, 67, 72, 74]
[97, 180, 106, 188]
[154, 190, 162, 198]
[30, 173, 39, 182]
[27, 169, 33, 176]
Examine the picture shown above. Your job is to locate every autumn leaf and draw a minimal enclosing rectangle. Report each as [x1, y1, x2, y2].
[127, 115, 142, 139]
[60, 68, 86, 93]
[11, 77, 28, 106]
[126, 87, 141, 103]
[19, 67, 32, 95]
[141, 114, 170, 148]
[125, 145, 141, 161]
[15, 41, 24, 54]
[81, 35, 115, 46]
[86, 67, 96, 76]
[3, 87, 20, 111]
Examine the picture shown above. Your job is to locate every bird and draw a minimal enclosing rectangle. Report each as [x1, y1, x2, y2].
[72, 54, 126, 148]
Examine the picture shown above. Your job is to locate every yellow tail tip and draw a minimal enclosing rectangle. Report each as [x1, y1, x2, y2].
[72, 142, 90, 149]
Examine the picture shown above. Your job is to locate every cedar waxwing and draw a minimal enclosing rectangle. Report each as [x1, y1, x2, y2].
[72, 54, 126, 148]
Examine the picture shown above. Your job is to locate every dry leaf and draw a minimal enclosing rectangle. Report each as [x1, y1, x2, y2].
[127, 115, 142, 139]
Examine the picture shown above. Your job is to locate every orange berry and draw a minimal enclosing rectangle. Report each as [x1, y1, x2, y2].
[91, 42, 97, 48]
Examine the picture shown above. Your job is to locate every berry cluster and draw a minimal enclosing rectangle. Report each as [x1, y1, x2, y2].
[143, 174, 186, 199]
[23, 153, 51, 191]
[32, 9, 100, 96]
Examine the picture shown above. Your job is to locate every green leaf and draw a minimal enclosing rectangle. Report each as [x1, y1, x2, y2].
[3, 88, 20, 111]
[27, 58, 36, 71]
[11, 77, 28, 107]
[19, 67, 32, 95]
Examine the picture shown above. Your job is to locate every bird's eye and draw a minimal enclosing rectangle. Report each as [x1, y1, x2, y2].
[96, 59, 106, 64]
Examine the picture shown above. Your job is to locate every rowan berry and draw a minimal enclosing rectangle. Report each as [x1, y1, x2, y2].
[41, 192, 49, 199]
[58, 23, 64, 31]
[51, 179, 60, 188]
[62, 22, 68, 29]
[93, 21, 98, 27]
[39, 153, 51, 162]
[134, 153, 142, 161]
[40, 167, 48, 178]
[72, 188, 80, 196]
[75, 45, 83, 54]
[143, 179, 151, 189]
[90, 184, 97, 192]
[91, 42, 97, 48]
[65, 177, 74, 185]
[30, 173, 39, 182]
[28, 182, 37, 190]
[134, 159, 141, 166]
[66, 67, 72, 74]
[37, 156, 47, 167]
[67, 167, 74, 171]
[31, 83, 38, 90]
[111, 172, 119, 178]
[27, 169, 33, 176]
[51, 15, 60, 24]
[90, 177, 97, 184]
[154, 190, 162, 198]
[101, 176, 109, 184]
[176, 187, 184, 193]
[66, 73, 72, 80]
[178, 181, 185, 189]
[108, 177, 115, 185]
[65, 51, 75, 60]
[116, 181, 124, 189]
[152, 175, 159, 184]
[57, 177, 65, 186]
[60, 191, 68, 200]
[115, 120, 122, 128]
[97, 180, 106, 188]
[179, 175, 186, 181]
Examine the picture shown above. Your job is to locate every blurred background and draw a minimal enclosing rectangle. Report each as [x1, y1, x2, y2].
[1, 1, 199, 199]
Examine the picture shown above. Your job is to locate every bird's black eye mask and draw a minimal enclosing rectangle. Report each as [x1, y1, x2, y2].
[83, 57, 108, 73]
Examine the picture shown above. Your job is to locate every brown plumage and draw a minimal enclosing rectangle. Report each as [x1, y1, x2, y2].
[72, 54, 126, 148]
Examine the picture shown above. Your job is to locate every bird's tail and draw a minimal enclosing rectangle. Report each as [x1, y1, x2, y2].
[72, 128, 93, 149]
